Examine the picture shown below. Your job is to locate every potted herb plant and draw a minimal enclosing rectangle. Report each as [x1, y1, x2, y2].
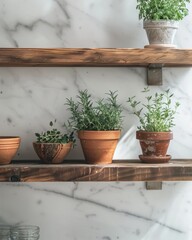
[66, 90, 123, 164]
[33, 121, 75, 164]
[136, 0, 190, 48]
[127, 88, 180, 163]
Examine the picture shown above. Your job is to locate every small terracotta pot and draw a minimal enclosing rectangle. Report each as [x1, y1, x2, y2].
[33, 142, 72, 164]
[78, 130, 121, 164]
[136, 131, 173, 163]
[0, 136, 21, 165]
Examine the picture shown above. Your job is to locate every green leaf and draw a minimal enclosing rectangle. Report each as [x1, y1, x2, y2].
[136, 0, 189, 20]
[127, 88, 180, 132]
[65, 90, 123, 131]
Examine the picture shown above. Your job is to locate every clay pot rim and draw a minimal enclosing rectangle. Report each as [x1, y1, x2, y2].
[78, 130, 121, 140]
[136, 130, 173, 133]
[33, 142, 73, 145]
[0, 136, 20, 144]
[136, 130, 173, 140]
[0, 136, 20, 139]
[78, 130, 121, 132]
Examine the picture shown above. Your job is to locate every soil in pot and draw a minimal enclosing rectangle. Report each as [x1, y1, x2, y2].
[78, 130, 120, 164]
[136, 131, 173, 163]
[33, 142, 72, 164]
[0, 136, 21, 165]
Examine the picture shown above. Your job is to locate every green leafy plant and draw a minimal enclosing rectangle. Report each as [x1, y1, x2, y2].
[136, 0, 190, 20]
[66, 90, 123, 131]
[35, 121, 75, 144]
[127, 88, 180, 132]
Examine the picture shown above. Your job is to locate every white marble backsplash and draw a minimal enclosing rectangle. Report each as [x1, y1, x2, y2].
[0, 0, 192, 239]
[1, 182, 192, 240]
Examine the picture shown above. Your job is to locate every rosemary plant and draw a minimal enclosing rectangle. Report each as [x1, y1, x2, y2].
[66, 90, 123, 131]
[127, 88, 180, 132]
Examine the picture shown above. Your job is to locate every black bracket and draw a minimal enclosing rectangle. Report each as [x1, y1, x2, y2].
[147, 64, 163, 85]
[146, 182, 162, 190]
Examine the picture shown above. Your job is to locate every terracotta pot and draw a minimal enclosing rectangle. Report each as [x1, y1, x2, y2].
[0, 136, 20, 165]
[78, 130, 121, 164]
[33, 142, 72, 164]
[143, 20, 179, 48]
[136, 131, 173, 163]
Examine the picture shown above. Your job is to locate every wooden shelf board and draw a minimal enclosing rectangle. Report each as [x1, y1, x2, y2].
[0, 48, 191, 67]
[0, 159, 192, 182]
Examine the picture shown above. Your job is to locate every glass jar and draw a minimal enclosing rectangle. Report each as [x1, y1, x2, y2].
[10, 225, 40, 240]
[0, 225, 11, 240]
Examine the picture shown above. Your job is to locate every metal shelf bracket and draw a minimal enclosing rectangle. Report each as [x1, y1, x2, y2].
[146, 182, 162, 190]
[147, 64, 163, 85]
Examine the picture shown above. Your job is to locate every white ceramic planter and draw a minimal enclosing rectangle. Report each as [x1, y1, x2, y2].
[143, 20, 179, 48]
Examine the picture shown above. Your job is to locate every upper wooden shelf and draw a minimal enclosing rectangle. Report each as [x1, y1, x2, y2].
[0, 48, 192, 67]
[0, 159, 192, 182]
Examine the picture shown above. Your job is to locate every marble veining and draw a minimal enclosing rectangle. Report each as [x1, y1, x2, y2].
[0, 0, 192, 239]
[1, 182, 192, 239]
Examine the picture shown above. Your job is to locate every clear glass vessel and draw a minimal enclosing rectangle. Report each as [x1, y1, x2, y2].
[0, 225, 11, 240]
[10, 225, 40, 240]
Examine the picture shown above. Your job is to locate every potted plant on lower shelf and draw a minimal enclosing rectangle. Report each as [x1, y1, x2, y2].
[127, 88, 180, 163]
[66, 90, 123, 164]
[33, 121, 75, 164]
[0, 136, 20, 165]
[136, 0, 190, 48]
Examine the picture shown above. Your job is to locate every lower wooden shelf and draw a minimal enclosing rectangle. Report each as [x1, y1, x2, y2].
[0, 159, 192, 182]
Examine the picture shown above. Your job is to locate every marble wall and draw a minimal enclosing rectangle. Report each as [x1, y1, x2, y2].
[0, 0, 192, 239]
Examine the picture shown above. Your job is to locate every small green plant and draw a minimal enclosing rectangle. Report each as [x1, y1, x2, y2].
[127, 88, 180, 132]
[66, 90, 123, 131]
[35, 121, 75, 144]
[136, 0, 190, 20]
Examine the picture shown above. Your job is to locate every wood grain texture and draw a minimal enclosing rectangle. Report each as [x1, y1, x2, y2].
[0, 160, 192, 182]
[0, 48, 192, 67]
